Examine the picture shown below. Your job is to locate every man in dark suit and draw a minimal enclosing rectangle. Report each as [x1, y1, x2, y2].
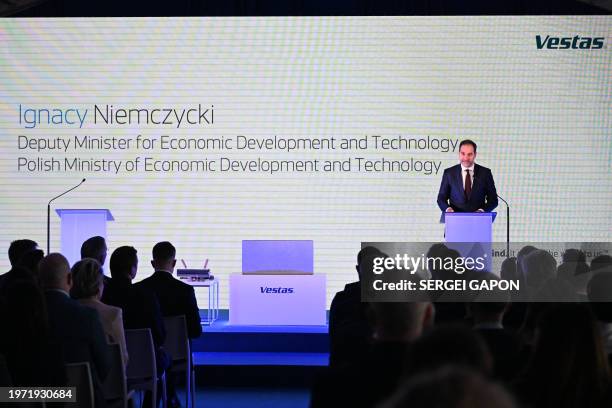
[137, 241, 201, 408]
[328, 246, 383, 367]
[437, 139, 498, 218]
[103, 245, 169, 408]
[103, 246, 167, 356]
[0, 239, 39, 293]
[38, 253, 110, 408]
[137, 241, 201, 339]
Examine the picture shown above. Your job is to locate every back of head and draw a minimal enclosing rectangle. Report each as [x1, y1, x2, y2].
[80, 236, 107, 265]
[71, 258, 103, 300]
[591, 255, 612, 273]
[18, 249, 45, 277]
[38, 253, 70, 290]
[357, 246, 385, 281]
[152, 241, 176, 262]
[426, 243, 449, 277]
[368, 300, 432, 342]
[588, 270, 612, 322]
[523, 249, 557, 290]
[380, 366, 516, 408]
[562, 248, 586, 264]
[470, 273, 509, 322]
[8, 239, 38, 267]
[407, 324, 492, 376]
[529, 303, 610, 406]
[500, 257, 517, 281]
[516, 245, 537, 278]
[109, 246, 138, 280]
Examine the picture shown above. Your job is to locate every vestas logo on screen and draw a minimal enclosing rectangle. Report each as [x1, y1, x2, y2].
[260, 287, 294, 294]
[536, 35, 605, 49]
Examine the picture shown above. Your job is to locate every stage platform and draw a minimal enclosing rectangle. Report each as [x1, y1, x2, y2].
[193, 310, 330, 368]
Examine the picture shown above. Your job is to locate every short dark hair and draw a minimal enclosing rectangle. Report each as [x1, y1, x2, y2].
[591, 255, 612, 273]
[562, 249, 586, 264]
[8, 239, 38, 267]
[80, 236, 107, 264]
[109, 246, 138, 279]
[152, 241, 176, 262]
[459, 139, 477, 153]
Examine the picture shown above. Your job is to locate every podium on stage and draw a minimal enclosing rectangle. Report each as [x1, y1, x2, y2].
[230, 240, 326, 326]
[444, 212, 496, 272]
[55, 209, 114, 268]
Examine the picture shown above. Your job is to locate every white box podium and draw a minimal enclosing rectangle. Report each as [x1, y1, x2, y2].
[55, 209, 114, 268]
[229, 274, 326, 325]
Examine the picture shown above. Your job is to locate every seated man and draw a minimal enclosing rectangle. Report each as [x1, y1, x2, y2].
[328, 246, 383, 367]
[137, 241, 202, 339]
[0, 239, 40, 293]
[38, 253, 110, 408]
[103, 246, 168, 372]
[137, 241, 201, 408]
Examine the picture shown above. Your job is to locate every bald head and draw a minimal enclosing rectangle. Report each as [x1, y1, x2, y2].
[38, 253, 72, 291]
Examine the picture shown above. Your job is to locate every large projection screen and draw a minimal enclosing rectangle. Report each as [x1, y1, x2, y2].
[1, 17, 610, 308]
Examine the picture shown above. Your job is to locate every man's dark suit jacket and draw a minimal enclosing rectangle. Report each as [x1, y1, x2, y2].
[328, 281, 371, 367]
[137, 271, 202, 339]
[101, 278, 166, 349]
[45, 290, 110, 408]
[437, 163, 498, 217]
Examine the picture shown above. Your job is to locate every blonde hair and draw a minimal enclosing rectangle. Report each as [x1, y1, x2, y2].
[71, 258, 103, 299]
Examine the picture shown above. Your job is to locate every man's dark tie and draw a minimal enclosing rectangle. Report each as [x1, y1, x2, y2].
[465, 169, 472, 199]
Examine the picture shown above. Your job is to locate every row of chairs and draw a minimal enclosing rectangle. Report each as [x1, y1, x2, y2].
[0, 315, 196, 408]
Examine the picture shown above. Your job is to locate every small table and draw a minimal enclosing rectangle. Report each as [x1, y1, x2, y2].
[191, 279, 220, 325]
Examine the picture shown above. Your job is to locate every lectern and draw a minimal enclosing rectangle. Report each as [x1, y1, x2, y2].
[55, 209, 114, 268]
[444, 212, 496, 272]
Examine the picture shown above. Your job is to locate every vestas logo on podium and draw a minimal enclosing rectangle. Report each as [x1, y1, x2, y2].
[535, 35, 605, 49]
[260, 286, 295, 294]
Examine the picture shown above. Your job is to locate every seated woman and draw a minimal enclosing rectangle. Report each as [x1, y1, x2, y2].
[71, 258, 129, 368]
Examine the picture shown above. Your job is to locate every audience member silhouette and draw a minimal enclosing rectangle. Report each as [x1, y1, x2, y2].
[72, 258, 128, 367]
[427, 244, 467, 324]
[406, 324, 492, 377]
[379, 366, 517, 408]
[588, 270, 612, 356]
[515, 245, 537, 292]
[557, 260, 590, 298]
[7, 239, 39, 268]
[591, 255, 612, 273]
[328, 246, 384, 367]
[514, 304, 612, 408]
[103, 245, 169, 408]
[468, 277, 524, 381]
[0, 278, 66, 387]
[0, 239, 40, 293]
[38, 253, 110, 408]
[137, 241, 202, 338]
[311, 299, 433, 408]
[137, 241, 201, 408]
[499, 257, 526, 330]
[522, 249, 557, 297]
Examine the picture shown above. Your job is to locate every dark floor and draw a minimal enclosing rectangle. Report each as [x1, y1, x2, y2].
[132, 386, 310, 408]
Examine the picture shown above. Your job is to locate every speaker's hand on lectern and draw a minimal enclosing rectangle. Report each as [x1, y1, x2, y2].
[476, 209, 484, 212]
[446, 207, 454, 212]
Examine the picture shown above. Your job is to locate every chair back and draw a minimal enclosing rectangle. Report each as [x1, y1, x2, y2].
[163, 315, 190, 363]
[65, 362, 94, 408]
[125, 328, 157, 381]
[103, 343, 129, 407]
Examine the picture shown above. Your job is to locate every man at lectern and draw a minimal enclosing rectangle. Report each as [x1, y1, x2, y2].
[437, 139, 498, 217]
